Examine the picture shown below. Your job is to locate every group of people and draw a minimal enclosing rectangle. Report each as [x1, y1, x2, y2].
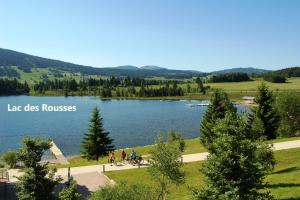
[108, 149, 141, 165]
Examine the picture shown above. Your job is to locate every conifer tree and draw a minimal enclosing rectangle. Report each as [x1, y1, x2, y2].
[81, 107, 114, 162]
[194, 113, 274, 200]
[16, 137, 61, 200]
[200, 89, 236, 150]
[253, 83, 280, 140]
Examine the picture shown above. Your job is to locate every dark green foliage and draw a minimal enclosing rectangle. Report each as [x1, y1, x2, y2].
[16, 137, 61, 200]
[59, 180, 81, 200]
[138, 83, 184, 97]
[32, 76, 186, 97]
[101, 86, 112, 98]
[200, 89, 236, 150]
[208, 72, 251, 83]
[0, 66, 19, 77]
[1, 150, 18, 168]
[18, 137, 51, 168]
[167, 131, 186, 152]
[263, 73, 286, 83]
[81, 107, 114, 162]
[195, 76, 210, 94]
[0, 78, 29, 95]
[276, 92, 300, 137]
[194, 113, 275, 200]
[149, 135, 185, 200]
[270, 67, 300, 77]
[89, 182, 157, 200]
[253, 83, 280, 140]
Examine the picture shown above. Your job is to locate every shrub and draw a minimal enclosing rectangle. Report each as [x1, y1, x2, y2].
[59, 180, 81, 200]
[1, 150, 18, 168]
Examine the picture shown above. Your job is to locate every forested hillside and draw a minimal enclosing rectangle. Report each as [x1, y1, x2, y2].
[0, 48, 202, 79]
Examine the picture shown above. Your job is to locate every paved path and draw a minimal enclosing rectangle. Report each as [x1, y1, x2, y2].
[8, 139, 300, 191]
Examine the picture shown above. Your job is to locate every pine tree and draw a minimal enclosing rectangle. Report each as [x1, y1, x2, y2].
[200, 89, 236, 150]
[194, 113, 274, 200]
[253, 83, 280, 140]
[16, 137, 61, 200]
[81, 107, 114, 162]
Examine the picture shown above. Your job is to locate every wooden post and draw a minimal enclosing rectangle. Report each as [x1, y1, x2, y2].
[138, 162, 140, 168]
[6, 171, 9, 182]
[181, 156, 183, 164]
[68, 167, 70, 185]
[103, 165, 105, 172]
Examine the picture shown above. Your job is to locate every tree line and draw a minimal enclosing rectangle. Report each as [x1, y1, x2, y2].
[0, 78, 29, 95]
[263, 72, 287, 83]
[208, 72, 251, 83]
[32, 77, 187, 97]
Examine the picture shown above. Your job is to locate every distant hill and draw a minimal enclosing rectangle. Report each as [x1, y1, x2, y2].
[140, 65, 167, 70]
[212, 67, 269, 75]
[0, 48, 202, 79]
[115, 65, 140, 70]
[269, 67, 300, 77]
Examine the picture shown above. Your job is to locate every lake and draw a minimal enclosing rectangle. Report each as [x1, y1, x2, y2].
[0, 96, 248, 156]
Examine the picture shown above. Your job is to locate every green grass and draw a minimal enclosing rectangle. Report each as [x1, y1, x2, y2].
[52, 137, 300, 168]
[105, 147, 300, 200]
[177, 77, 300, 101]
[53, 137, 207, 168]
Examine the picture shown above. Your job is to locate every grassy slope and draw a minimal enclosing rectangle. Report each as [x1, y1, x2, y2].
[105, 147, 300, 200]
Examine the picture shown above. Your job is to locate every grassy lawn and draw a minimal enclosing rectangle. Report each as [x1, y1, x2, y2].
[52, 137, 300, 168]
[177, 77, 300, 101]
[105, 147, 300, 200]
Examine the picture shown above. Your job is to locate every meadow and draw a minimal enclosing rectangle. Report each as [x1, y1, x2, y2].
[105, 147, 300, 200]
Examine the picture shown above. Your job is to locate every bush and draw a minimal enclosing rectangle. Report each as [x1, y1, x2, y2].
[59, 180, 81, 200]
[1, 150, 18, 168]
[89, 182, 157, 200]
[263, 73, 286, 83]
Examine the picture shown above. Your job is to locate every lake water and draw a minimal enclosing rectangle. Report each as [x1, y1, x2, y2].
[0, 96, 248, 156]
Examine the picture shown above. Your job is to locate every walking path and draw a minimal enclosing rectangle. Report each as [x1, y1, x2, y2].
[7, 140, 300, 192]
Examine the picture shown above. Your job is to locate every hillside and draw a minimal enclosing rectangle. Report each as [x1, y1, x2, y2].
[212, 67, 269, 75]
[270, 67, 300, 77]
[0, 48, 202, 79]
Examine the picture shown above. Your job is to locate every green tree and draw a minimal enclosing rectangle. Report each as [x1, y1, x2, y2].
[81, 107, 115, 162]
[194, 113, 274, 200]
[59, 180, 81, 200]
[167, 130, 185, 153]
[186, 84, 191, 93]
[1, 150, 18, 168]
[276, 92, 300, 137]
[89, 182, 157, 200]
[148, 135, 185, 200]
[253, 83, 280, 140]
[200, 89, 236, 150]
[16, 137, 61, 200]
[195, 76, 205, 94]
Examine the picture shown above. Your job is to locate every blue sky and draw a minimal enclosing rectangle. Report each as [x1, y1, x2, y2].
[0, 0, 299, 71]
